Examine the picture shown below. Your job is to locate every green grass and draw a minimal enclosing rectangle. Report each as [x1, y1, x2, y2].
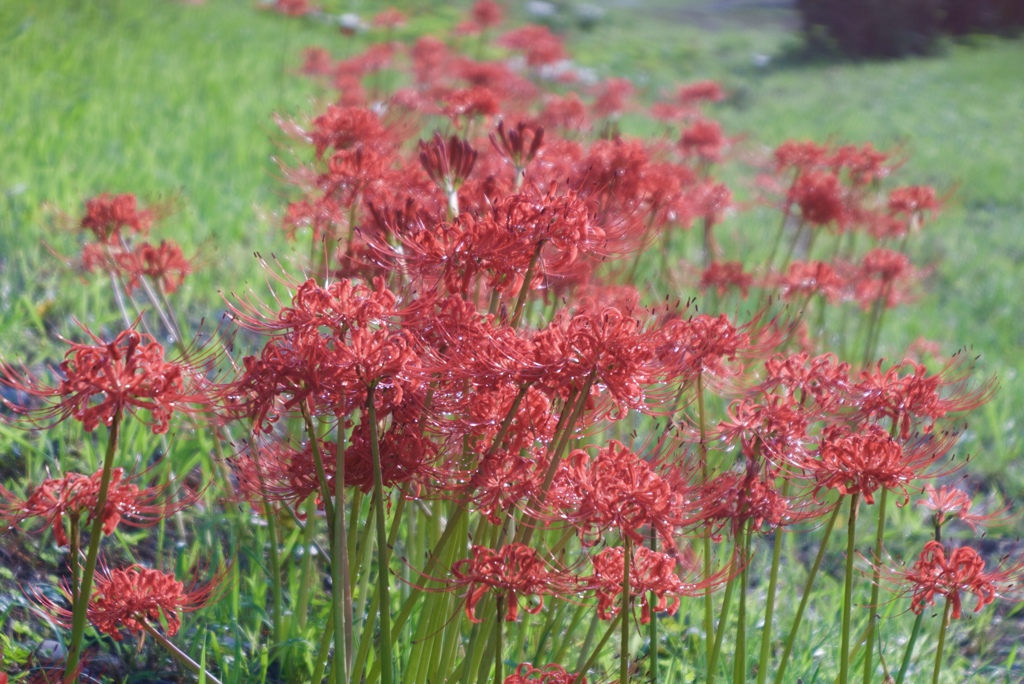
[1, 1, 1022, 682]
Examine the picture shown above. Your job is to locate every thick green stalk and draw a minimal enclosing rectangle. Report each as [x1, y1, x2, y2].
[333, 422, 351, 682]
[140, 619, 223, 684]
[575, 613, 623, 681]
[294, 498, 317, 636]
[300, 403, 336, 534]
[264, 501, 285, 654]
[932, 600, 952, 684]
[894, 612, 923, 684]
[839, 494, 861, 684]
[510, 242, 543, 328]
[367, 387, 395, 684]
[649, 528, 660, 683]
[774, 502, 842, 684]
[697, 371, 714, 666]
[756, 489, 789, 684]
[494, 597, 504, 684]
[734, 526, 750, 684]
[863, 489, 889, 684]
[621, 536, 632, 684]
[707, 555, 738, 684]
[64, 412, 121, 683]
[69, 516, 81, 606]
[310, 608, 335, 684]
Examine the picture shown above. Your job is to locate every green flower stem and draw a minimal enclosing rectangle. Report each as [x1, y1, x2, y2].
[894, 612, 923, 684]
[707, 555, 737, 684]
[510, 241, 544, 328]
[575, 613, 624, 681]
[756, 483, 790, 684]
[140, 619, 223, 684]
[64, 412, 121, 684]
[310, 608, 335, 684]
[649, 528, 660, 683]
[774, 502, 842, 684]
[621, 536, 632, 684]
[294, 497, 317, 635]
[932, 600, 952, 684]
[863, 488, 889, 684]
[367, 386, 394, 684]
[334, 422, 351, 682]
[840, 493, 861, 684]
[697, 371, 714, 666]
[69, 516, 81, 606]
[494, 597, 505, 684]
[264, 501, 284, 654]
[735, 525, 751, 684]
[299, 402, 335, 535]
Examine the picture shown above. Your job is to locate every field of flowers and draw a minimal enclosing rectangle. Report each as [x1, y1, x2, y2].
[1, 1, 1022, 683]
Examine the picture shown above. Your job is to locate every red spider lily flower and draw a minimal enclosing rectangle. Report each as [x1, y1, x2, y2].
[440, 86, 502, 124]
[451, 544, 566, 622]
[718, 394, 811, 464]
[680, 119, 726, 164]
[499, 25, 567, 67]
[848, 248, 922, 310]
[829, 142, 892, 187]
[886, 541, 1024, 619]
[654, 312, 753, 386]
[759, 352, 851, 413]
[467, 446, 548, 525]
[917, 484, 1013, 533]
[80, 193, 153, 244]
[591, 78, 634, 119]
[537, 93, 589, 132]
[490, 121, 545, 175]
[267, 0, 313, 16]
[504, 663, 585, 684]
[852, 358, 992, 440]
[548, 441, 689, 551]
[586, 545, 702, 623]
[372, 8, 406, 29]
[530, 302, 656, 414]
[678, 80, 725, 105]
[1, 327, 208, 434]
[773, 140, 830, 174]
[789, 170, 849, 229]
[0, 468, 197, 546]
[471, 0, 504, 29]
[343, 421, 437, 494]
[699, 261, 753, 298]
[308, 106, 386, 159]
[40, 565, 217, 640]
[690, 180, 732, 228]
[114, 240, 192, 295]
[300, 47, 334, 77]
[773, 260, 846, 303]
[232, 438, 338, 511]
[804, 424, 955, 504]
[888, 185, 940, 218]
[419, 133, 478, 197]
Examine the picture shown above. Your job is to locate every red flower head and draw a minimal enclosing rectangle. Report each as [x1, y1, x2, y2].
[80, 193, 153, 244]
[504, 664, 585, 684]
[499, 25, 567, 67]
[773, 140, 830, 174]
[586, 545, 703, 623]
[471, 0, 504, 29]
[451, 544, 565, 622]
[678, 80, 725, 106]
[699, 261, 752, 298]
[372, 8, 406, 29]
[889, 541, 1024, 619]
[680, 119, 726, 164]
[654, 312, 751, 386]
[849, 248, 920, 310]
[0, 468, 197, 546]
[419, 133, 478, 197]
[549, 440, 688, 550]
[773, 261, 846, 303]
[41, 565, 216, 640]
[917, 484, 1013, 533]
[308, 106, 386, 159]
[830, 143, 892, 186]
[805, 423, 953, 504]
[760, 352, 851, 414]
[1, 326, 207, 434]
[852, 358, 992, 440]
[888, 185, 940, 218]
[789, 171, 849, 229]
[592, 77, 634, 118]
[300, 47, 334, 77]
[114, 240, 193, 295]
[269, 0, 313, 16]
[490, 121, 545, 176]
